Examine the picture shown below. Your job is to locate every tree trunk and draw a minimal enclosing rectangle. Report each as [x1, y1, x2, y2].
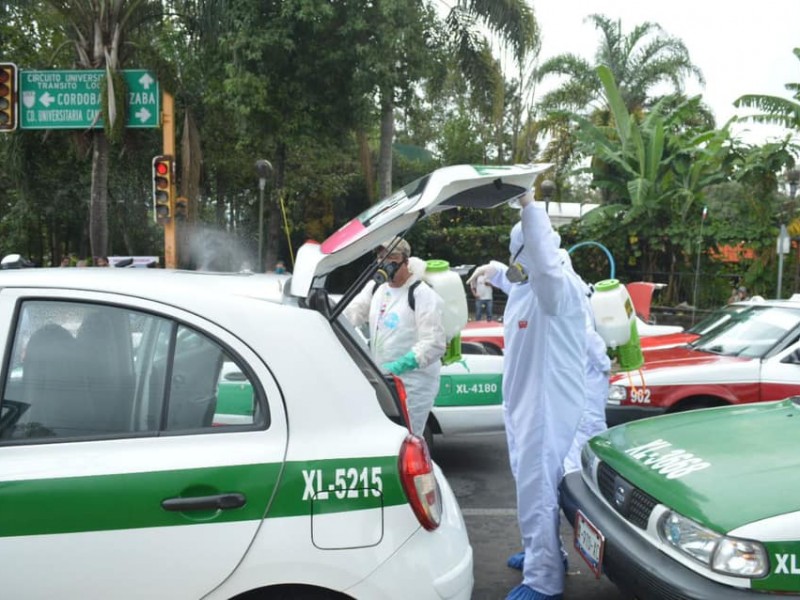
[89, 131, 109, 258]
[178, 110, 203, 269]
[377, 91, 394, 199]
[180, 110, 203, 220]
[357, 128, 375, 204]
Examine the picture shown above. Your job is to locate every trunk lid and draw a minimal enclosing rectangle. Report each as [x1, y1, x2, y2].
[290, 164, 549, 298]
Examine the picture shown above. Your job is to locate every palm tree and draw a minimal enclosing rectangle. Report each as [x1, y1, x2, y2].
[34, 0, 164, 258]
[373, 0, 539, 197]
[536, 14, 704, 117]
[531, 13, 705, 191]
[734, 47, 800, 131]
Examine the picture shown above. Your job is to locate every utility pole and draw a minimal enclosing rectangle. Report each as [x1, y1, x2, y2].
[255, 159, 273, 272]
[162, 92, 177, 268]
[691, 206, 707, 325]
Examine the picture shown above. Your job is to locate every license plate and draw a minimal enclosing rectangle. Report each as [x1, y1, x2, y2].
[574, 509, 605, 578]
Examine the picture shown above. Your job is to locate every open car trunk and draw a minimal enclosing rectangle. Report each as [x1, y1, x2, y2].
[291, 164, 550, 302]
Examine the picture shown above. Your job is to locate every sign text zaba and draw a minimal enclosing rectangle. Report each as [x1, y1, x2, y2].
[19, 69, 160, 130]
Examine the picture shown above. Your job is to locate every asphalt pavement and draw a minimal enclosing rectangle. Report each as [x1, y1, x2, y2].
[432, 432, 626, 600]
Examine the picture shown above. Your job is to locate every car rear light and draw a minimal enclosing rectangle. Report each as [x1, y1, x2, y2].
[398, 434, 441, 530]
[392, 374, 411, 430]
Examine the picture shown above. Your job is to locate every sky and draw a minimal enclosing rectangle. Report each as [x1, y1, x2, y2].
[529, 0, 800, 145]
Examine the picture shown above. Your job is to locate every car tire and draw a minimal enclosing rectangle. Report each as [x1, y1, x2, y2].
[240, 585, 344, 599]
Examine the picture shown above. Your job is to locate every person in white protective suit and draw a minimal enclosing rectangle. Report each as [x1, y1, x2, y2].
[560, 249, 611, 474]
[477, 247, 610, 468]
[467, 191, 592, 600]
[344, 237, 446, 436]
[472, 250, 610, 574]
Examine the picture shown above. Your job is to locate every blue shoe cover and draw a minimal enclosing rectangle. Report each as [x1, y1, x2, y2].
[507, 551, 568, 573]
[505, 583, 563, 600]
[507, 550, 525, 570]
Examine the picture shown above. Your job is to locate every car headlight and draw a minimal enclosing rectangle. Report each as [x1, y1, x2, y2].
[713, 538, 769, 577]
[659, 511, 768, 577]
[607, 385, 627, 404]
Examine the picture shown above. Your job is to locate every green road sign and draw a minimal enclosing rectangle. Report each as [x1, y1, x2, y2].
[19, 69, 160, 130]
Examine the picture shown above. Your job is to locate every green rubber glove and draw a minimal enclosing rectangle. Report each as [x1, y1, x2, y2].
[382, 351, 419, 375]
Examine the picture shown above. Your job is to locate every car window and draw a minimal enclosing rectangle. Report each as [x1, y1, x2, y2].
[693, 305, 800, 358]
[333, 311, 403, 425]
[687, 304, 752, 336]
[0, 300, 264, 443]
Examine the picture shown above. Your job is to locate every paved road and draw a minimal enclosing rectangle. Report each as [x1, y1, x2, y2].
[432, 432, 626, 600]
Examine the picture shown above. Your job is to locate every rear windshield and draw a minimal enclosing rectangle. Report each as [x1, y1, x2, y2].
[331, 309, 405, 426]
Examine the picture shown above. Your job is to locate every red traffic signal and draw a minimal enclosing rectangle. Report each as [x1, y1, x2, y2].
[152, 155, 174, 224]
[0, 63, 18, 132]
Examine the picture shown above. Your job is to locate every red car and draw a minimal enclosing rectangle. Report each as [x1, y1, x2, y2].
[461, 320, 505, 353]
[461, 313, 683, 355]
[607, 299, 800, 426]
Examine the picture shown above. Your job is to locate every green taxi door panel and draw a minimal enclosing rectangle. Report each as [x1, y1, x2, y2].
[436, 375, 453, 405]
[436, 355, 503, 407]
[0, 291, 289, 600]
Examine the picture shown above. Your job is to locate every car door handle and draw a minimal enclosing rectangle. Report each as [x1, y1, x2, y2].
[161, 493, 246, 512]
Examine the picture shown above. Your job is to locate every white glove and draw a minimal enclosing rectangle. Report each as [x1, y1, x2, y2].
[519, 189, 534, 207]
[467, 263, 497, 287]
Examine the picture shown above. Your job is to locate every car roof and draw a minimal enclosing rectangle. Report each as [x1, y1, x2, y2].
[0, 268, 292, 308]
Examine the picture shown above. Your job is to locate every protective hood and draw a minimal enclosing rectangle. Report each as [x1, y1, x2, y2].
[508, 220, 563, 279]
[291, 163, 551, 298]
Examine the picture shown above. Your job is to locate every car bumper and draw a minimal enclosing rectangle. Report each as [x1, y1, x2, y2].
[605, 404, 666, 427]
[560, 471, 763, 600]
[346, 464, 474, 599]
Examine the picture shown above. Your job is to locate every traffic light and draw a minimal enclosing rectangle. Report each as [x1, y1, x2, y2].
[175, 196, 188, 221]
[152, 155, 174, 224]
[0, 63, 18, 132]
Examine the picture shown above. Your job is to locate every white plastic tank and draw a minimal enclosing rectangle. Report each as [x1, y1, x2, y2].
[590, 279, 634, 348]
[424, 259, 468, 341]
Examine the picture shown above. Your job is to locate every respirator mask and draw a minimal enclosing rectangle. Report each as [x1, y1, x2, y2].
[374, 259, 404, 284]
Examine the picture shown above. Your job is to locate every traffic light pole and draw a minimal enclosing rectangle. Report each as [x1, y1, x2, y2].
[162, 92, 177, 269]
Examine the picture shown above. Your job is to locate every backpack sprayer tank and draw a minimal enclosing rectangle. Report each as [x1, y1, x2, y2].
[590, 279, 644, 371]
[424, 260, 468, 364]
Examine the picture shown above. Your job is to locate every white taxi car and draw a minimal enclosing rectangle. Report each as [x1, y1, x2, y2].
[0, 164, 544, 599]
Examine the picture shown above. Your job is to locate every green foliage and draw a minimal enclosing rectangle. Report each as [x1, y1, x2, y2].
[734, 48, 800, 130]
[2, 0, 799, 301]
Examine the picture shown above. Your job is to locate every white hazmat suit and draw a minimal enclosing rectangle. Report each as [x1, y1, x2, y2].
[488, 200, 588, 600]
[560, 250, 611, 474]
[345, 257, 446, 435]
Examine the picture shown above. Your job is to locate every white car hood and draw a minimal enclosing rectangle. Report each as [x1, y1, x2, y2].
[290, 164, 550, 299]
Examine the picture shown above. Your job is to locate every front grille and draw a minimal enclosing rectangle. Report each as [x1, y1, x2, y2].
[597, 461, 658, 529]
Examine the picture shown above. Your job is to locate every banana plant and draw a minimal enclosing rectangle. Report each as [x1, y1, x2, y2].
[574, 65, 732, 281]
